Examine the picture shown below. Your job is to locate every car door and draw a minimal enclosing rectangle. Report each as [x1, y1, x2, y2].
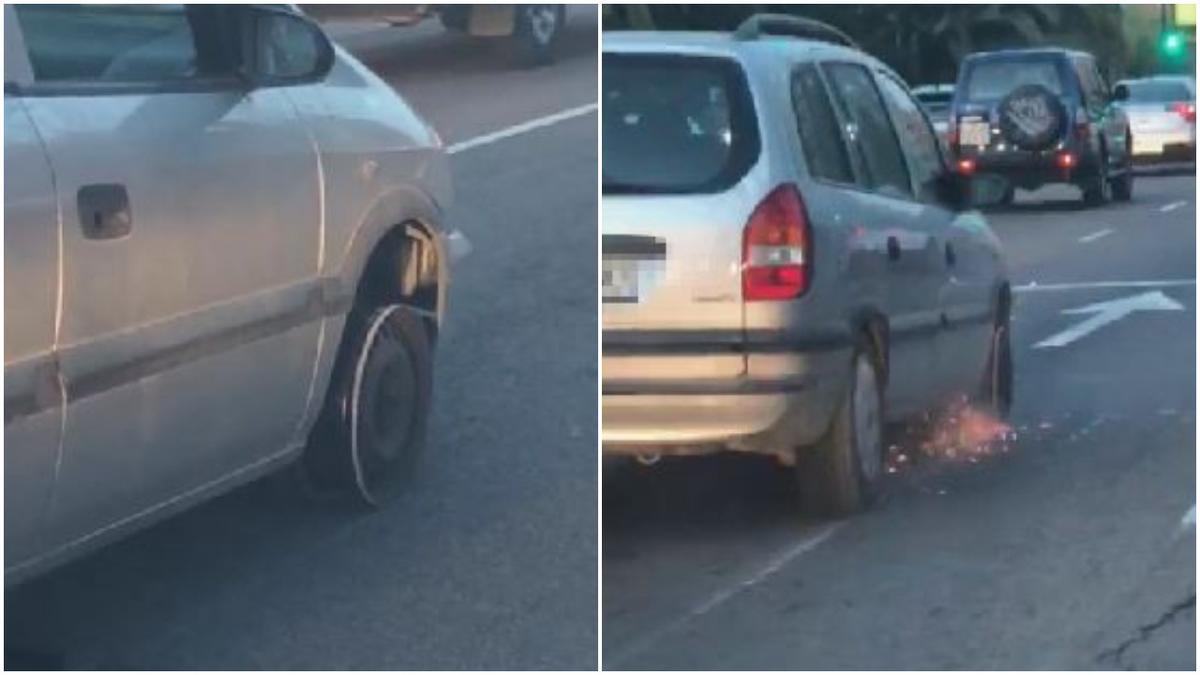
[9, 5, 324, 555]
[876, 71, 995, 404]
[821, 61, 940, 418]
[3, 80, 63, 571]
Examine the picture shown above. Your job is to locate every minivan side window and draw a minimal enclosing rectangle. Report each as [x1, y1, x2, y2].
[876, 73, 944, 201]
[790, 64, 855, 185]
[822, 62, 913, 199]
[13, 4, 232, 85]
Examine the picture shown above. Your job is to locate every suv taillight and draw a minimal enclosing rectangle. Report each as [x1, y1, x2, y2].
[742, 184, 810, 302]
[947, 117, 959, 153]
[1169, 101, 1196, 123]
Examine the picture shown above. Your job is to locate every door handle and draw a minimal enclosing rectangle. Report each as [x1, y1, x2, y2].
[77, 184, 132, 240]
[886, 235, 901, 261]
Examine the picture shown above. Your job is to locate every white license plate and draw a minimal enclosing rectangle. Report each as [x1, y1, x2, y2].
[960, 120, 990, 148]
[1133, 139, 1164, 156]
[602, 258, 662, 303]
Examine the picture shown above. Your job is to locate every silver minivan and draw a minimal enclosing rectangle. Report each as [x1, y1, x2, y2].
[6, 5, 451, 584]
[602, 16, 1011, 515]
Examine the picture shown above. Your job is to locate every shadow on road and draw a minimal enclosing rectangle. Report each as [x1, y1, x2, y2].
[4, 468, 373, 669]
[603, 454, 814, 563]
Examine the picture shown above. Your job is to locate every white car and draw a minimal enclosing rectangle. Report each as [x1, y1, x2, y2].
[1115, 75, 1196, 163]
[5, 4, 452, 585]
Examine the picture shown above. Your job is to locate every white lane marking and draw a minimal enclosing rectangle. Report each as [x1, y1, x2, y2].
[1159, 200, 1187, 212]
[1078, 228, 1114, 243]
[446, 103, 598, 155]
[1014, 279, 1195, 294]
[1033, 290, 1185, 349]
[609, 523, 843, 666]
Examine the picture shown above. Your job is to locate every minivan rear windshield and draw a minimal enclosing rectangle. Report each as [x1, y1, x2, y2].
[962, 59, 1065, 101]
[602, 53, 760, 195]
[1123, 80, 1193, 102]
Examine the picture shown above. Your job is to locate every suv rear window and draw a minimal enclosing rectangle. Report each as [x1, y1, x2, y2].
[962, 58, 1065, 101]
[1123, 80, 1194, 102]
[602, 53, 760, 195]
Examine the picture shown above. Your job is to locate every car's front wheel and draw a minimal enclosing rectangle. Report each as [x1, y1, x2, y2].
[303, 305, 433, 506]
[796, 345, 884, 517]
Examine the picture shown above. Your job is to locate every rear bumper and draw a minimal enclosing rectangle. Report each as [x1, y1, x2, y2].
[966, 146, 1099, 189]
[602, 341, 850, 457]
[1131, 129, 1195, 163]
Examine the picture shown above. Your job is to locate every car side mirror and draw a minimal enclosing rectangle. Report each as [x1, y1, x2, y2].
[237, 6, 334, 87]
[1112, 84, 1130, 102]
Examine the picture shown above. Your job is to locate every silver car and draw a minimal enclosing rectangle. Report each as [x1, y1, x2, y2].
[601, 15, 1011, 515]
[6, 5, 451, 584]
[1115, 75, 1196, 163]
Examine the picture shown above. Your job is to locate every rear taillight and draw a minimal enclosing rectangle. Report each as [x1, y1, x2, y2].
[947, 118, 959, 153]
[1168, 101, 1196, 123]
[742, 184, 810, 302]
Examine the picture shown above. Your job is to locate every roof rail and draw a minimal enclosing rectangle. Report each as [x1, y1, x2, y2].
[733, 14, 858, 50]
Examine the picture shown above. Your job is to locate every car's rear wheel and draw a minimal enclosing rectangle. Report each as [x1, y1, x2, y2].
[796, 345, 884, 517]
[302, 305, 433, 507]
[1083, 151, 1112, 206]
[512, 4, 563, 67]
[1111, 142, 1134, 202]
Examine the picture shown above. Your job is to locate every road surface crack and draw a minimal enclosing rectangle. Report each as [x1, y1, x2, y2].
[1096, 592, 1195, 669]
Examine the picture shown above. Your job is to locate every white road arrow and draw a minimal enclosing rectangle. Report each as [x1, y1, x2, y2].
[1034, 290, 1185, 349]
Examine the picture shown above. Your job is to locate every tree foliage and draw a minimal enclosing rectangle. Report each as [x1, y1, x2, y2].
[603, 4, 1131, 85]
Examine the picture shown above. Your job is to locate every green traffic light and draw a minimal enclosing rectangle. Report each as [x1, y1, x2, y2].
[1162, 31, 1185, 55]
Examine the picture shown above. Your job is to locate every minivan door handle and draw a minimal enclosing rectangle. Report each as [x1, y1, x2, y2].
[77, 184, 132, 240]
[886, 235, 901, 261]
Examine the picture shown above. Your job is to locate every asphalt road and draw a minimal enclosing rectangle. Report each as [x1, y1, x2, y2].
[6, 8, 598, 670]
[603, 171, 1196, 670]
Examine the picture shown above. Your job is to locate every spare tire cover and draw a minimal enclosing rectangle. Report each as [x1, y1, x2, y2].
[997, 84, 1066, 151]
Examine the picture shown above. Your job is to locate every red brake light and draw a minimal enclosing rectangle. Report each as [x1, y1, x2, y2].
[1056, 151, 1077, 169]
[1169, 101, 1196, 123]
[742, 184, 810, 302]
[956, 157, 976, 176]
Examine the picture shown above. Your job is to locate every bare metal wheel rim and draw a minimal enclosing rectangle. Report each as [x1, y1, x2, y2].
[990, 324, 1005, 404]
[526, 5, 559, 45]
[350, 306, 419, 505]
[853, 356, 883, 483]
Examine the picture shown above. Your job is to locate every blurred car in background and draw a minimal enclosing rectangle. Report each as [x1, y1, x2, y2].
[301, 4, 566, 65]
[913, 83, 956, 144]
[1114, 75, 1196, 165]
[949, 48, 1133, 207]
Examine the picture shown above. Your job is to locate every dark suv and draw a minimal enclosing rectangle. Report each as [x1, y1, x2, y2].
[949, 48, 1133, 206]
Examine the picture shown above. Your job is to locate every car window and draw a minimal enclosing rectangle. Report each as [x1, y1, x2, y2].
[876, 74, 944, 200]
[13, 4, 231, 84]
[255, 10, 323, 79]
[822, 62, 912, 199]
[602, 53, 760, 195]
[1073, 58, 1107, 107]
[1122, 80, 1194, 102]
[790, 64, 854, 185]
[964, 59, 1064, 101]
